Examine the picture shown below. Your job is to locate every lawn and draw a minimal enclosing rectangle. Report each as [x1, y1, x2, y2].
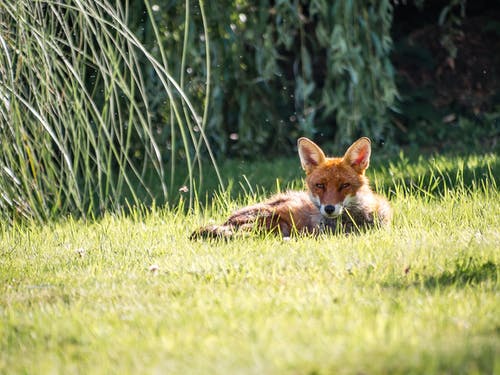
[0, 151, 498, 374]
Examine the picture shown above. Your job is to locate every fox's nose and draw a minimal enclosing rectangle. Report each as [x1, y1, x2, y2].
[324, 205, 336, 215]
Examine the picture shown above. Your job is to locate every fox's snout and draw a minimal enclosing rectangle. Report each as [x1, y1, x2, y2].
[323, 205, 336, 215]
[322, 204, 342, 217]
[320, 201, 347, 218]
[310, 193, 346, 217]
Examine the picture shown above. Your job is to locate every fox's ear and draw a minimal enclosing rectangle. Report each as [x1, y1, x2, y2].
[297, 137, 326, 173]
[343, 137, 371, 174]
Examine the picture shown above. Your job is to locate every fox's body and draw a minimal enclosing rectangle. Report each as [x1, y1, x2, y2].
[191, 137, 391, 239]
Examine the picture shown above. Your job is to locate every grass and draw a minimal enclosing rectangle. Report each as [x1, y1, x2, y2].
[0, 152, 499, 374]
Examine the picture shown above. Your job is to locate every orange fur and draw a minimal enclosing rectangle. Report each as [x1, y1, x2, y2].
[191, 137, 392, 239]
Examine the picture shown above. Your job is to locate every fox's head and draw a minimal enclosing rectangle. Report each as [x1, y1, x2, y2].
[298, 137, 371, 218]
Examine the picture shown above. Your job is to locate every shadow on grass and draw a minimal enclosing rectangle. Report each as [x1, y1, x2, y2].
[385, 258, 498, 290]
[189, 150, 500, 207]
[420, 258, 497, 289]
[120, 148, 499, 217]
[374, 151, 499, 199]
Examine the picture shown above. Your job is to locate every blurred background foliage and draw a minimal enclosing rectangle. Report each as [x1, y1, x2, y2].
[141, 0, 397, 158]
[136, 0, 499, 158]
[1, 0, 499, 222]
[391, 0, 500, 153]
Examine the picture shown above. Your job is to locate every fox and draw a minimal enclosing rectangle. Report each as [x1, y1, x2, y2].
[191, 137, 392, 239]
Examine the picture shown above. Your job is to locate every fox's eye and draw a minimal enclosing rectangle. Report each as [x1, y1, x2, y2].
[340, 183, 350, 190]
[315, 183, 325, 190]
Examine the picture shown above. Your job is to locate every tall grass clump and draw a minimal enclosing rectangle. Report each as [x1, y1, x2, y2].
[0, 0, 221, 223]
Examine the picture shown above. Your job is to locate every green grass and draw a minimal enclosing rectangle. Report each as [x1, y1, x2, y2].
[1, 153, 499, 374]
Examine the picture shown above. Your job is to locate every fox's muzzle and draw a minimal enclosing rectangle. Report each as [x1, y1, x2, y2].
[323, 205, 336, 215]
[320, 203, 343, 218]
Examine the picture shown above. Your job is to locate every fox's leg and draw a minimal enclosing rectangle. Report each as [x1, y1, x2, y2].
[190, 191, 319, 240]
[222, 204, 289, 236]
[190, 202, 292, 239]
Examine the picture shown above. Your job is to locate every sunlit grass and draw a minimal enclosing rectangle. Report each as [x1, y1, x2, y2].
[1, 153, 498, 374]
